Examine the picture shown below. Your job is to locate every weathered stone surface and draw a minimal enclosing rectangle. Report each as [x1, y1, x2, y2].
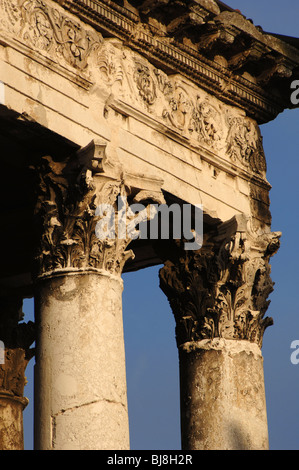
[32, 140, 165, 278]
[0, 0, 295, 452]
[0, 296, 35, 450]
[34, 271, 130, 450]
[179, 339, 269, 450]
[159, 214, 280, 349]
[0, 394, 28, 450]
[0, 0, 285, 289]
[159, 214, 280, 449]
[32, 139, 165, 449]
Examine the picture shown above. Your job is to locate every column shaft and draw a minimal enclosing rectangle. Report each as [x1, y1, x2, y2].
[179, 339, 269, 450]
[0, 296, 35, 450]
[34, 271, 129, 450]
[0, 393, 28, 450]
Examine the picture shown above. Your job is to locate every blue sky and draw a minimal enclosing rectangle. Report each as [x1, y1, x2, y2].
[22, 1, 299, 450]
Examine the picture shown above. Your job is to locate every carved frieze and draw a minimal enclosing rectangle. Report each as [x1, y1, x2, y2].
[0, 0, 21, 33]
[128, 55, 267, 175]
[95, 42, 266, 176]
[60, 0, 299, 124]
[189, 96, 223, 148]
[225, 115, 267, 174]
[0, 0, 267, 177]
[0, 0, 102, 71]
[97, 40, 124, 89]
[134, 60, 157, 109]
[159, 215, 280, 348]
[1, 0, 299, 125]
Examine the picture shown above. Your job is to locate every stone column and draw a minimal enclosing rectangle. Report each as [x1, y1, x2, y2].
[159, 215, 281, 450]
[0, 296, 35, 450]
[32, 141, 164, 450]
[34, 270, 128, 450]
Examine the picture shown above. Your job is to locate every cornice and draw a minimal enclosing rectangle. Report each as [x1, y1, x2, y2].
[56, 0, 299, 123]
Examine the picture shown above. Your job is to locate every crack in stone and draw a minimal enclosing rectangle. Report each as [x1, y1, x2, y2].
[50, 398, 127, 449]
[53, 398, 127, 418]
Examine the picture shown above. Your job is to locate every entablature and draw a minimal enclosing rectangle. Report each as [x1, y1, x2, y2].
[56, 0, 299, 123]
[0, 0, 283, 290]
[0, 0, 273, 188]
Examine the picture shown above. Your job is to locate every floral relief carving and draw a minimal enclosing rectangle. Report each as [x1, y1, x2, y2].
[26, 6, 53, 51]
[97, 41, 125, 93]
[133, 61, 157, 109]
[0, 0, 102, 70]
[160, 86, 224, 150]
[154, 69, 174, 98]
[162, 85, 193, 132]
[128, 54, 267, 173]
[56, 15, 98, 69]
[189, 96, 223, 148]
[132, 59, 226, 149]
[226, 115, 267, 175]
[0, 0, 22, 32]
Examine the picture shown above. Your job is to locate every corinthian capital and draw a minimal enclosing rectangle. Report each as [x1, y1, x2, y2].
[32, 140, 165, 278]
[159, 214, 281, 348]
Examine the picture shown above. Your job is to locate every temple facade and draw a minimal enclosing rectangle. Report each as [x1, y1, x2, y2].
[0, 0, 298, 450]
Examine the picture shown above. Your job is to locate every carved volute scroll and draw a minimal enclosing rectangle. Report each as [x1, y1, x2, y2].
[32, 140, 165, 278]
[0, 296, 35, 401]
[159, 215, 281, 349]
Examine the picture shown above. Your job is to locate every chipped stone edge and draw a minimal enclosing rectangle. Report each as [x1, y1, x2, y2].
[180, 338, 263, 358]
[35, 267, 124, 285]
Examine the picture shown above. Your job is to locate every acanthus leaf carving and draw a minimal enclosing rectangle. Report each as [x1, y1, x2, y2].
[0, 0, 102, 70]
[128, 50, 267, 176]
[97, 40, 124, 89]
[189, 95, 223, 148]
[32, 141, 165, 277]
[162, 84, 192, 132]
[0, 0, 22, 33]
[159, 215, 281, 348]
[225, 114, 267, 175]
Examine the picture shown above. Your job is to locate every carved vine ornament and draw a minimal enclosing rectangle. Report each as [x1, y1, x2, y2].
[0, 0, 100, 69]
[159, 217, 281, 348]
[0, 0, 267, 177]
